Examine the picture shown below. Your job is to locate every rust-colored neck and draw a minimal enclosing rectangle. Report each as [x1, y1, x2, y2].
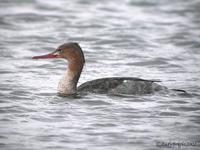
[57, 55, 85, 95]
[68, 60, 84, 86]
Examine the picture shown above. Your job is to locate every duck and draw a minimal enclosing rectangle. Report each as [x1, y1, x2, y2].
[32, 42, 177, 96]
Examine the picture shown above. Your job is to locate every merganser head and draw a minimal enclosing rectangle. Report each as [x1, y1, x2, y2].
[33, 42, 85, 96]
[33, 42, 85, 67]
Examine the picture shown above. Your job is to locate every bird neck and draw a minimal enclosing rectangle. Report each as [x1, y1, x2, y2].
[57, 61, 84, 96]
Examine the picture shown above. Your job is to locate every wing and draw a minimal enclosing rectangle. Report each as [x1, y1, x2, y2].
[77, 77, 162, 94]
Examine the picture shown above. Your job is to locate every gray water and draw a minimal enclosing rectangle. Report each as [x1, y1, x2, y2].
[0, 0, 200, 150]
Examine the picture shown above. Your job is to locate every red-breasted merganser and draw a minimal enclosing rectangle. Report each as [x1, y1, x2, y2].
[32, 42, 169, 96]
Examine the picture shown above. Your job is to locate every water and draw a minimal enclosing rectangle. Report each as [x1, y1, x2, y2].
[0, 0, 200, 149]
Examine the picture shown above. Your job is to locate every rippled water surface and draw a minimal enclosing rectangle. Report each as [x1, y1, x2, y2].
[0, 0, 200, 150]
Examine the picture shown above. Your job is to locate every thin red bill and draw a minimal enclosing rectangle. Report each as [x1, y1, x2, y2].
[32, 53, 60, 59]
